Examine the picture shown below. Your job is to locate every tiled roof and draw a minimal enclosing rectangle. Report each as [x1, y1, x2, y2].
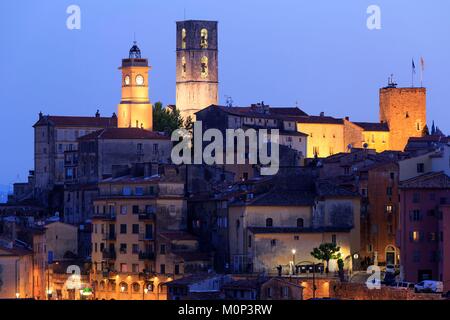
[34, 115, 117, 128]
[78, 128, 169, 140]
[316, 180, 360, 197]
[202, 105, 308, 120]
[174, 251, 212, 262]
[400, 171, 450, 189]
[247, 226, 352, 234]
[353, 122, 390, 132]
[222, 279, 264, 290]
[295, 115, 344, 125]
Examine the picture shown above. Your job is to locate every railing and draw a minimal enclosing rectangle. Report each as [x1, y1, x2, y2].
[102, 250, 116, 260]
[139, 251, 155, 260]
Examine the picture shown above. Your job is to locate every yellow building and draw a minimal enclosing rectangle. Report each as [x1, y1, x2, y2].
[0, 241, 34, 299]
[353, 122, 390, 152]
[90, 164, 190, 300]
[228, 175, 361, 274]
[118, 42, 153, 130]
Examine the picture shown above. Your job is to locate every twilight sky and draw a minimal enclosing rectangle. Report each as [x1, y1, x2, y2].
[0, 0, 449, 189]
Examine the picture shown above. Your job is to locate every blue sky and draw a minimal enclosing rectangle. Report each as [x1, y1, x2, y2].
[0, 0, 449, 187]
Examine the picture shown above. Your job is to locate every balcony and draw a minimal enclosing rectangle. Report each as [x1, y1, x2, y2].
[102, 250, 116, 260]
[139, 251, 155, 260]
[101, 270, 118, 279]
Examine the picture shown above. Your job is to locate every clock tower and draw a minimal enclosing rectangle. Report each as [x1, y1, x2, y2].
[118, 42, 153, 130]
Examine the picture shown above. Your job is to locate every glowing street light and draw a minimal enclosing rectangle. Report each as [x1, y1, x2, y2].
[15, 293, 20, 299]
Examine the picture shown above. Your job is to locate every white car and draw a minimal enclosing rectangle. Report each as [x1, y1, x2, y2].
[414, 280, 444, 293]
[385, 264, 396, 274]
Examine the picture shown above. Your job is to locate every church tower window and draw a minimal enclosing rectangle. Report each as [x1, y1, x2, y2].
[201, 56, 208, 78]
[181, 56, 187, 77]
[200, 28, 208, 48]
[181, 28, 187, 49]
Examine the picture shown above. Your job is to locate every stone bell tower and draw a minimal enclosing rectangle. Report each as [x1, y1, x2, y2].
[176, 20, 219, 121]
[118, 42, 153, 130]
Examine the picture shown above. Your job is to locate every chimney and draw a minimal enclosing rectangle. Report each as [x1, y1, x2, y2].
[39, 111, 43, 120]
[95, 110, 100, 118]
[345, 116, 350, 121]
[320, 112, 325, 117]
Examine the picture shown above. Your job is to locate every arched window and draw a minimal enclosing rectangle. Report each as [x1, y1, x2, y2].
[297, 218, 304, 228]
[132, 282, 140, 293]
[181, 28, 187, 49]
[99, 280, 106, 291]
[107, 281, 116, 292]
[119, 282, 128, 293]
[266, 218, 273, 227]
[200, 28, 208, 48]
[181, 56, 187, 77]
[201, 56, 208, 78]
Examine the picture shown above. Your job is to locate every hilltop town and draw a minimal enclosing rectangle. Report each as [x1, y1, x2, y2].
[0, 20, 449, 301]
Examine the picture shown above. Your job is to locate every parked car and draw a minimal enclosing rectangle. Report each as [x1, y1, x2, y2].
[385, 264, 396, 274]
[414, 280, 444, 293]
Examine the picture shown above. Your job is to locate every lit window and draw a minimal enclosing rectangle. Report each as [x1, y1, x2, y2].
[386, 205, 393, 214]
[200, 28, 208, 48]
[412, 231, 419, 242]
[181, 56, 186, 76]
[201, 56, 208, 78]
[181, 28, 187, 49]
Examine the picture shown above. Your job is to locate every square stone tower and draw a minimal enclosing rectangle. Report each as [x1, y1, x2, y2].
[176, 20, 219, 121]
[379, 86, 426, 151]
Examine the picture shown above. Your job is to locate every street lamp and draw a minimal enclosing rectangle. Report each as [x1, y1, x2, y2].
[143, 286, 149, 300]
[15, 293, 20, 299]
[120, 285, 125, 293]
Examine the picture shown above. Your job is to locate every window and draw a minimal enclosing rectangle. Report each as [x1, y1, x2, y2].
[132, 244, 139, 254]
[411, 210, 422, 221]
[248, 235, 252, 248]
[413, 193, 420, 203]
[132, 224, 139, 234]
[120, 243, 127, 254]
[201, 56, 208, 78]
[123, 187, 132, 196]
[297, 218, 304, 228]
[160, 264, 166, 274]
[390, 172, 395, 180]
[270, 239, 276, 247]
[132, 282, 140, 291]
[120, 224, 127, 234]
[120, 205, 127, 215]
[200, 28, 208, 48]
[153, 143, 159, 153]
[120, 264, 128, 273]
[266, 218, 273, 227]
[412, 231, 420, 242]
[174, 264, 180, 275]
[361, 188, 367, 197]
[266, 287, 272, 298]
[417, 163, 425, 173]
[181, 28, 187, 49]
[386, 187, 393, 196]
[283, 287, 289, 298]
[135, 187, 144, 196]
[137, 143, 143, 152]
[294, 235, 300, 240]
[160, 244, 166, 255]
[181, 56, 186, 76]
[332, 234, 337, 245]
[386, 205, 393, 214]
[132, 205, 139, 214]
[313, 146, 319, 157]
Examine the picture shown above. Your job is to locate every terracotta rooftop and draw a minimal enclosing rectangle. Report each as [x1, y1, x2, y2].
[400, 171, 450, 189]
[295, 115, 344, 125]
[78, 128, 169, 140]
[34, 115, 117, 128]
[199, 105, 308, 120]
[353, 122, 390, 132]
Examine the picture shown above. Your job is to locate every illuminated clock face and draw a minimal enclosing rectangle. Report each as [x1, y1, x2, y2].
[124, 75, 130, 86]
[136, 75, 144, 86]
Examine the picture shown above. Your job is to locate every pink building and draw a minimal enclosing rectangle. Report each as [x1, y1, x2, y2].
[399, 172, 450, 284]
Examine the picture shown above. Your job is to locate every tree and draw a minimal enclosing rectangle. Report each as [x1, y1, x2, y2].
[310, 243, 342, 274]
[184, 115, 194, 132]
[152, 102, 183, 134]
